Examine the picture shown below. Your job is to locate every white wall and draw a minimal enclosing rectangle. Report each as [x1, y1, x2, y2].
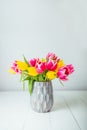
[0, 0, 87, 91]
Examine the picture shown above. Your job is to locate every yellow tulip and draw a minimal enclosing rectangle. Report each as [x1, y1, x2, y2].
[8, 68, 16, 74]
[56, 60, 65, 72]
[17, 61, 28, 70]
[41, 58, 47, 62]
[27, 67, 38, 76]
[46, 71, 56, 80]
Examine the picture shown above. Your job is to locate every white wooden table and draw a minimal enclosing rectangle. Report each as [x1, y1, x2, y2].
[0, 91, 87, 130]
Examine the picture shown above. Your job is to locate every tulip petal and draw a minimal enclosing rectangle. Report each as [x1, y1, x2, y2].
[8, 68, 16, 74]
[17, 61, 28, 70]
[27, 67, 38, 76]
[46, 71, 56, 80]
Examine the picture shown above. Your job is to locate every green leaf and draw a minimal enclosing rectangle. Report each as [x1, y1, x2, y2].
[38, 74, 43, 81]
[28, 80, 34, 95]
[20, 71, 24, 82]
[22, 76, 30, 81]
[23, 55, 30, 66]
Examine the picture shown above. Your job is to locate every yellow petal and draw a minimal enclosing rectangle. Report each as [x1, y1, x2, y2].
[46, 71, 56, 80]
[58, 60, 65, 66]
[17, 61, 28, 70]
[56, 60, 65, 72]
[8, 68, 16, 74]
[27, 67, 38, 76]
[41, 58, 47, 62]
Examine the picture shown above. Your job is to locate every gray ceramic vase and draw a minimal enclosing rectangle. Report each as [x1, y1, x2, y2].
[30, 81, 53, 113]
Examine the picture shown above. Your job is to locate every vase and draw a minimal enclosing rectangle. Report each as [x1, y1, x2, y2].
[30, 81, 53, 113]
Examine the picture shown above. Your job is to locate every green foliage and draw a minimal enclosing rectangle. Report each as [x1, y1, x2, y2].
[20, 70, 49, 94]
[23, 55, 30, 66]
[28, 80, 34, 95]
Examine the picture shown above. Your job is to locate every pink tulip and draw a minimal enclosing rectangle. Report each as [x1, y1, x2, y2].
[35, 61, 46, 74]
[11, 61, 22, 74]
[46, 52, 60, 62]
[46, 60, 57, 71]
[57, 64, 74, 81]
[66, 64, 74, 74]
[29, 58, 37, 67]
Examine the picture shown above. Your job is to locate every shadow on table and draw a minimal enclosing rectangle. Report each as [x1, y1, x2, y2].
[51, 96, 82, 112]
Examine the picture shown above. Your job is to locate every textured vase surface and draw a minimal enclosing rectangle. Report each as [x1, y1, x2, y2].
[30, 81, 53, 113]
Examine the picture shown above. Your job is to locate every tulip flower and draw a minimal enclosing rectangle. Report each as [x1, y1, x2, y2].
[46, 71, 57, 80]
[46, 52, 60, 62]
[55, 60, 65, 72]
[46, 60, 57, 71]
[35, 61, 47, 74]
[66, 64, 74, 74]
[27, 67, 38, 76]
[17, 61, 28, 70]
[57, 64, 74, 81]
[29, 58, 37, 67]
[8, 61, 22, 74]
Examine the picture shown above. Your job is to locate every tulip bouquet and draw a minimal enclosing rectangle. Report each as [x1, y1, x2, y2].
[9, 52, 74, 94]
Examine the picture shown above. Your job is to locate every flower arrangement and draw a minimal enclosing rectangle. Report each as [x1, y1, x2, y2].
[9, 52, 74, 94]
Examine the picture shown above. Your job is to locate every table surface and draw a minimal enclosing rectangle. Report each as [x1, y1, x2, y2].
[0, 91, 87, 130]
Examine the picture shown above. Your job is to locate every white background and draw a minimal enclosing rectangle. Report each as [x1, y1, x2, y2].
[0, 0, 87, 91]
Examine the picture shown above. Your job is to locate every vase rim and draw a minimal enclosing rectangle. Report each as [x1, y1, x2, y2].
[34, 81, 51, 83]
